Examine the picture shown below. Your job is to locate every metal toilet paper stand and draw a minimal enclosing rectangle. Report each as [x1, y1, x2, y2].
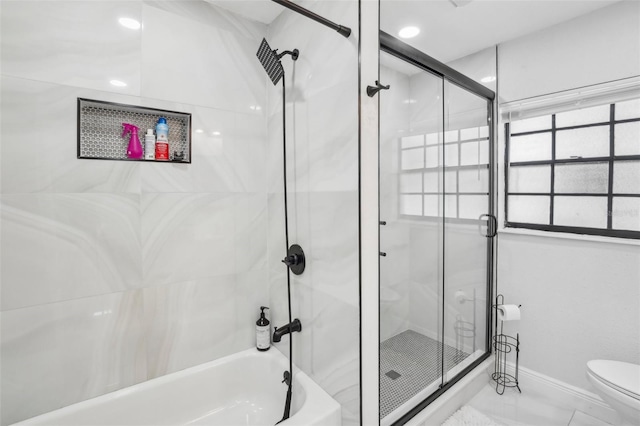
[492, 294, 522, 395]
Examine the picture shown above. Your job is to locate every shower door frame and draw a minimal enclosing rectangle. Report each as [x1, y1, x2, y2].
[379, 30, 496, 425]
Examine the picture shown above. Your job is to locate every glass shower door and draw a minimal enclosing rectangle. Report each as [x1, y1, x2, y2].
[442, 80, 492, 382]
[379, 43, 495, 425]
[379, 51, 445, 424]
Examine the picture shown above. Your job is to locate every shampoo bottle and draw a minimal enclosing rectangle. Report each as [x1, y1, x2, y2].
[256, 306, 270, 351]
[155, 117, 169, 161]
[122, 123, 143, 159]
[144, 129, 156, 160]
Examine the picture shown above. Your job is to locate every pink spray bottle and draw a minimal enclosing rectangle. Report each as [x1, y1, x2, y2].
[122, 123, 143, 159]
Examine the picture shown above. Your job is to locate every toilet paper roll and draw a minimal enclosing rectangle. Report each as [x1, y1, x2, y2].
[497, 304, 521, 321]
[455, 290, 467, 304]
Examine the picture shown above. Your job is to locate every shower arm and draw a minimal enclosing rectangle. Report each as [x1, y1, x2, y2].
[271, 0, 351, 38]
[277, 49, 299, 61]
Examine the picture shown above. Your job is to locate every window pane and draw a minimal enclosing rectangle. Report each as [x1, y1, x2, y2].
[444, 195, 457, 218]
[613, 161, 640, 194]
[426, 146, 439, 168]
[556, 104, 610, 127]
[460, 141, 479, 165]
[479, 140, 489, 165]
[401, 135, 424, 148]
[555, 162, 609, 194]
[460, 140, 489, 166]
[424, 171, 440, 193]
[556, 126, 609, 159]
[424, 195, 440, 216]
[426, 133, 440, 146]
[459, 195, 487, 219]
[400, 194, 422, 215]
[616, 99, 640, 120]
[444, 170, 457, 192]
[459, 168, 489, 193]
[401, 148, 424, 170]
[509, 132, 552, 162]
[400, 173, 422, 193]
[508, 195, 550, 224]
[615, 122, 640, 156]
[444, 144, 459, 166]
[554, 196, 608, 228]
[509, 165, 551, 193]
[612, 197, 640, 231]
[510, 115, 551, 133]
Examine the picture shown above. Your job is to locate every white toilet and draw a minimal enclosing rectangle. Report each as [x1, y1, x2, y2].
[586, 360, 640, 426]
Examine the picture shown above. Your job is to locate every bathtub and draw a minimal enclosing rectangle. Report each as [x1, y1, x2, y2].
[15, 348, 341, 426]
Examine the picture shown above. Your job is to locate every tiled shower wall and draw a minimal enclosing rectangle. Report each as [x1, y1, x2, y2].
[265, 2, 361, 425]
[0, 1, 270, 424]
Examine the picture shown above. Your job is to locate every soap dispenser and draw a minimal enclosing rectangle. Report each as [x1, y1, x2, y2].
[256, 306, 270, 351]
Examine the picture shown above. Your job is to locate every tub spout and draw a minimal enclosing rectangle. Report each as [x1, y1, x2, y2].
[273, 319, 302, 342]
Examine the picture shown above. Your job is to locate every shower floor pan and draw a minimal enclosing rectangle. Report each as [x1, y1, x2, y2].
[380, 330, 470, 420]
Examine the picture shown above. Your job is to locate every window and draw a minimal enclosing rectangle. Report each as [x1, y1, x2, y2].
[398, 125, 490, 221]
[505, 98, 640, 239]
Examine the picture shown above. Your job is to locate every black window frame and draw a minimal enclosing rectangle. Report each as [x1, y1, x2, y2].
[504, 102, 640, 240]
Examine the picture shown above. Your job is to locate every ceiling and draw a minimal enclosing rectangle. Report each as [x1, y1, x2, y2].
[381, 0, 620, 63]
[209, 0, 283, 24]
[210, 0, 620, 63]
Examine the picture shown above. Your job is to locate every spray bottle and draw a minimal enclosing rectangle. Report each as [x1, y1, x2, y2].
[122, 123, 143, 159]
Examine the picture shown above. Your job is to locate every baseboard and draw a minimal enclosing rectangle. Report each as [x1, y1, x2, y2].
[501, 362, 619, 424]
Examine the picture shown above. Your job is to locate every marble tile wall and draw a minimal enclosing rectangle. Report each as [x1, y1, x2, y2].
[0, 1, 270, 424]
[265, 2, 361, 425]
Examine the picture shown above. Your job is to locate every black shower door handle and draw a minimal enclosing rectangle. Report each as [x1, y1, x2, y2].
[479, 214, 497, 238]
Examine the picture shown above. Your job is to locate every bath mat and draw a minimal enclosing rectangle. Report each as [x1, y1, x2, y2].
[441, 405, 502, 426]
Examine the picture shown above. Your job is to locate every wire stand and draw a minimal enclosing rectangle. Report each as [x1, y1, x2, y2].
[492, 294, 521, 395]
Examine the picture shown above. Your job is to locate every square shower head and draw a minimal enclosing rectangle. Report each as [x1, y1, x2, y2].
[257, 38, 284, 86]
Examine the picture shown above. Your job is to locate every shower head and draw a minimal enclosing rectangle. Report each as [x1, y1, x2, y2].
[256, 38, 299, 86]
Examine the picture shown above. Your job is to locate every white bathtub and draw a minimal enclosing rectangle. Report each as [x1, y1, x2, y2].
[14, 348, 341, 426]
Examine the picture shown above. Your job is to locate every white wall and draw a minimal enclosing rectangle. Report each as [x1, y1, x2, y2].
[265, 2, 361, 425]
[497, 1, 640, 390]
[0, 2, 270, 424]
[499, 1, 640, 103]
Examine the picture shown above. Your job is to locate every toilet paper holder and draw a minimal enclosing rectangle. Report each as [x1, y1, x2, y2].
[492, 294, 522, 395]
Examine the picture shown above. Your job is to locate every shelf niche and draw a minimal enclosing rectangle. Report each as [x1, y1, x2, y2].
[78, 98, 191, 163]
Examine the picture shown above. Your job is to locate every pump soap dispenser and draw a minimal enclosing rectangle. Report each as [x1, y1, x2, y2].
[122, 123, 143, 159]
[256, 306, 270, 351]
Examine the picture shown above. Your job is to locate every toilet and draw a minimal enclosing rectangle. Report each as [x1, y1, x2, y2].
[586, 360, 640, 426]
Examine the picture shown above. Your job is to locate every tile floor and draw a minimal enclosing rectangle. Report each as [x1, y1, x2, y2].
[380, 330, 469, 419]
[466, 383, 615, 426]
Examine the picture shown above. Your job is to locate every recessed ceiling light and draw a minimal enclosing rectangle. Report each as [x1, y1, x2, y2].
[109, 79, 127, 87]
[403, 99, 417, 104]
[249, 105, 262, 111]
[481, 76, 496, 83]
[119, 17, 141, 30]
[212, 131, 221, 136]
[398, 26, 420, 39]
[195, 129, 204, 134]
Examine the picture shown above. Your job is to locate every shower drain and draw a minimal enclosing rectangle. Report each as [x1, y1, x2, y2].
[385, 370, 401, 380]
